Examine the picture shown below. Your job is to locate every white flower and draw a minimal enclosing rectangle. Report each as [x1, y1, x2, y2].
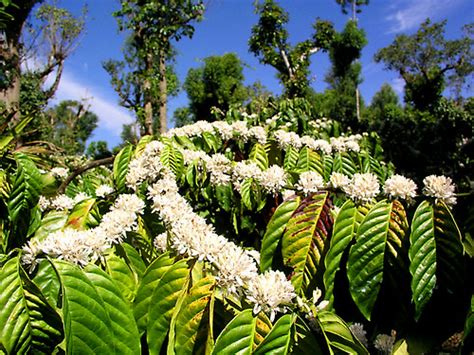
[49, 194, 75, 210]
[207, 154, 232, 186]
[112, 194, 145, 215]
[231, 121, 249, 139]
[233, 162, 263, 183]
[329, 172, 350, 189]
[296, 171, 325, 194]
[73, 192, 91, 204]
[274, 130, 302, 149]
[51, 167, 69, 179]
[248, 126, 267, 144]
[154, 233, 168, 253]
[349, 323, 368, 347]
[101, 209, 138, 243]
[423, 175, 456, 205]
[374, 333, 396, 354]
[330, 137, 346, 152]
[260, 165, 287, 194]
[96, 184, 114, 198]
[38, 196, 50, 211]
[212, 121, 233, 140]
[245, 270, 296, 321]
[384, 175, 417, 200]
[213, 243, 258, 297]
[344, 173, 380, 203]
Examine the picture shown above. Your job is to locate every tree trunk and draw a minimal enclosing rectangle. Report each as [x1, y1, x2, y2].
[143, 53, 153, 136]
[0, 1, 39, 120]
[158, 51, 167, 134]
[356, 87, 360, 122]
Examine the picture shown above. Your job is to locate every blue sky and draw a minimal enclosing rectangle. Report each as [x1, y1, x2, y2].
[43, 0, 473, 148]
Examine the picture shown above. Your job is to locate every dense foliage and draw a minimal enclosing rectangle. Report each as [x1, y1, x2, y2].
[0, 106, 472, 353]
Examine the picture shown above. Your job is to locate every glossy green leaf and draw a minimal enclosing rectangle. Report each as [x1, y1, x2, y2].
[292, 316, 324, 354]
[318, 311, 368, 354]
[212, 309, 256, 355]
[409, 200, 437, 320]
[250, 143, 269, 170]
[147, 258, 190, 355]
[84, 264, 141, 354]
[175, 276, 215, 354]
[121, 242, 146, 279]
[254, 314, 293, 354]
[113, 144, 134, 193]
[8, 153, 42, 224]
[347, 200, 392, 320]
[133, 253, 175, 333]
[34, 211, 68, 241]
[105, 254, 137, 303]
[32, 259, 61, 308]
[160, 143, 184, 179]
[323, 200, 367, 308]
[332, 153, 357, 177]
[54, 260, 115, 354]
[240, 178, 261, 211]
[282, 192, 333, 293]
[295, 147, 324, 176]
[260, 196, 301, 272]
[65, 198, 96, 230]
[134, 135, 154, 157]
[283, 146, 299, 170]
[1, 256, 63, 354]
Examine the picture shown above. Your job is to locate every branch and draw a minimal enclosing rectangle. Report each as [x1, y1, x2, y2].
[43, 59, 64, 100]
[299, 47, 320, 62]
[58, 156, 115, 194]
[279, 48, 293, 79]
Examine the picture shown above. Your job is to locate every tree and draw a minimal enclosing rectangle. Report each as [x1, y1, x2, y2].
[103, 40, 179, 136]
[40, 100, 98, 154]
[335, 0, 369, 20]
[86, 140, 113, 160]
[249, 0, 334, 98]
[0, 0, 41, 116]
[0, 1, 84, 120]
[374, 19, 473, 110]
[183, 53, 248, 122]
[109, 0, 204, 135]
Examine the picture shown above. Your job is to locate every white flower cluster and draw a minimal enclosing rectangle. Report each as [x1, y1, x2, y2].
[259, 165, 287, 194]
[22, 194, 145, 268]
[246, 270, 296, 321]
[374, 333, 396, 354]
[51, 167, 69, 179]
[133, 159, 295, 318]
[296, 171, 325, 194]
[384, 174, 417, 201]
[349, 323, 369, 347]
[95, 184, 114, 198]
[329, 172, 351, 189]
[39, 192, 92, 212]
[126, 141, 165, 189]
[330, 135, 361, 153]
[343, 173, 380, 203]
[423, 175, 457, 205]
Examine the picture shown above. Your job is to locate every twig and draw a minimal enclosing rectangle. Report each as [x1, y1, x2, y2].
[58, 156, 115, 194]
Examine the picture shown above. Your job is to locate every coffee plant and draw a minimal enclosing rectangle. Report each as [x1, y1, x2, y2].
[0, 111, 472, 354]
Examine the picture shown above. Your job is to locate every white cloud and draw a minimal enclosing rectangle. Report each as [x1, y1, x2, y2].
[53, 72, 133, 135]
[386, 0, 463, 33]
[391, 77, 405, 95]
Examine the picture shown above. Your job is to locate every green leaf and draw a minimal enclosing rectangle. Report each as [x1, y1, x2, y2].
[212, 309, 256, 355]
[1, 256, 63, 354]
[464, 295, 474, 341]
[134, 135, 154, 157]
[65, 198, 96, 230]
[121, 243, 146, 279]
[295, 147, 324, 176]
[35, 211, 68, 240]
[175, 276, 215, 354]
[54, 260, 115, 354]
[240, 178, 261, 211]
[147, 258, 190, 355]
[105, 254, 137, 303]
[133, 253, 175, 333]
[292, 316, 324, 354]
[318, 311, 368, 354]
[113, 144, 134, 193]
[347, 200, 392, 320]
[84, 264, 141, 354]
[260, 196, 301, 272]
[32, 259, 61, 308]
[250, 143, 269, 170]
[8, 153, 42, 225]
[254, 314, 293, 355]
[283, 146, 299, 170]
[160, 143, 184, 179]
[282, 192, 333, 293]
[409, 200, 436, 320]
[333, 153, 357, 177]
[323, 200, 367, 308]
[202, 131, 220, 152]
